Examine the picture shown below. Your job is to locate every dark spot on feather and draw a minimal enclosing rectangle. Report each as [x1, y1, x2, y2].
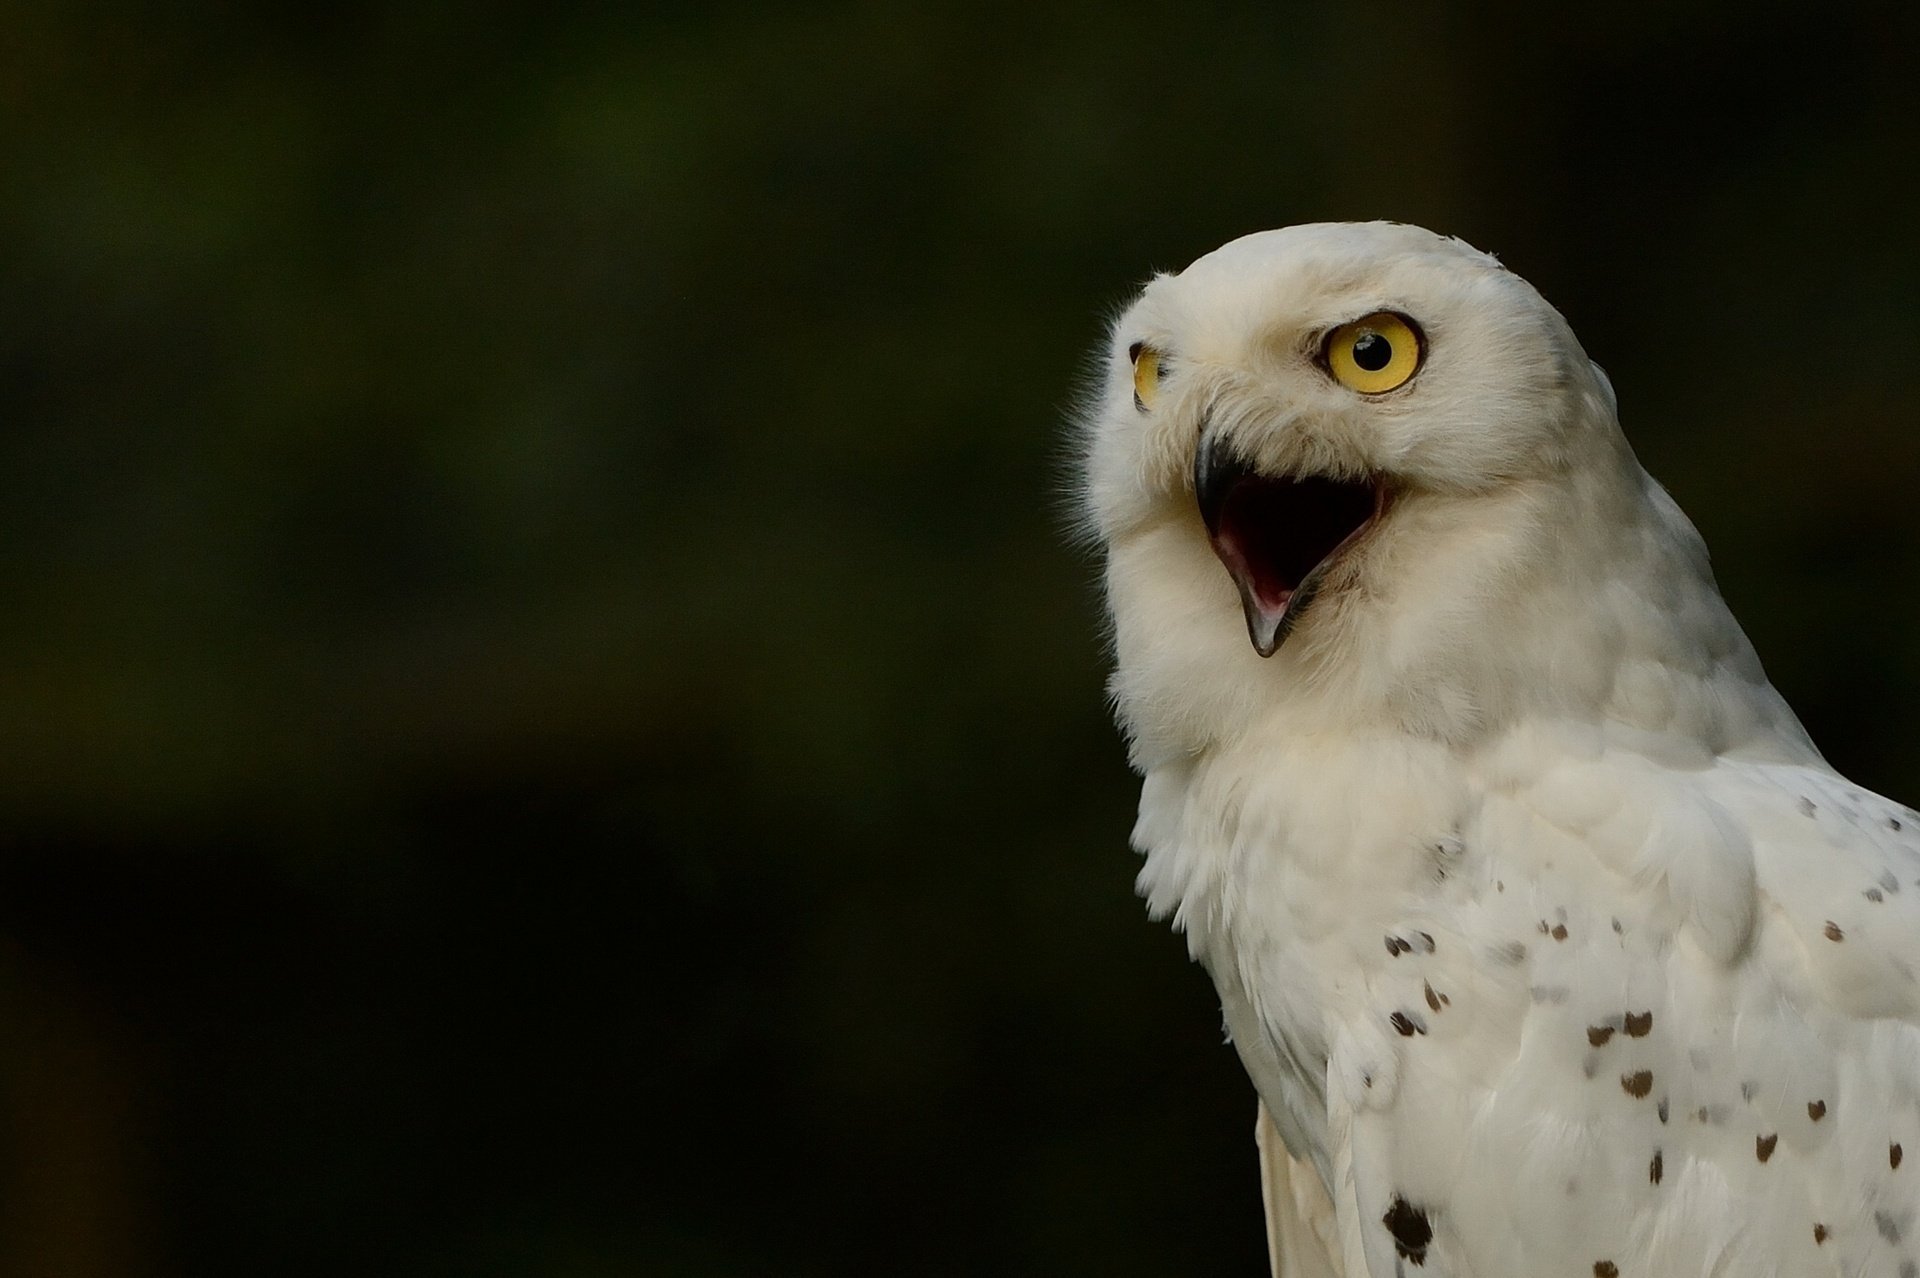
[1809, 1099, 1827, 1121]
[1612, 917, 1623, 934]
[1895, 1142, 1904, 1170]
[1825, 921, 1846, 942]
[1539, 919, 1551, 934]
[1814, 1224, 1829, 1244]
[1496, 879, 1504, 892]
[1386, 935, 1407, 957]
[1893, 817, 1904, 831]
[1868, 888, 1886, 903]
[1624, 1011, 1653, 1037]
[1800, 797, 1818, 817]
[1657, 1097, 1669, 1123]
[1622, 1070, 1654, 1098]
[1390, 1011, 1426, 1037]
[1649, 1150, 1663, 1184]
[1424, 982, 1442, 1012]
[1877, 1210, 1902, 1244]
[1551, 923, 1569, 941]
[1382, 1196, 1432, 1264]
[1883, 871, 1901, 894]
[1492, 941, 1526, 965]
[1582, 1052, 1599, 1079]
[1588, 1025, 1616, 1047]
[1362, 1072, 1372, 1088]
[1741, 1081, 1755, 1102]
[1594, 1263, 1618, 1278]
[1757, 1133, 1778, 1162]
[1417, 931, 1435, 952]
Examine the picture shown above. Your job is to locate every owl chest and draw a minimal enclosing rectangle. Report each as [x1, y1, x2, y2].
[1146, 748, 1473, 1162]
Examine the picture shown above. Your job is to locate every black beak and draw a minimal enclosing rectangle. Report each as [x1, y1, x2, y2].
[1193, 435, 1254, 541]
[1192, 435, 1381, 658]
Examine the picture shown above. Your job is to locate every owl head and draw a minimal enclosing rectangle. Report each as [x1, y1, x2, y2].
[1075, 223, 1707, 758]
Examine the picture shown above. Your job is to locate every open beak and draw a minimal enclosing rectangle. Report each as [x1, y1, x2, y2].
[1193, 436, 1384, 657]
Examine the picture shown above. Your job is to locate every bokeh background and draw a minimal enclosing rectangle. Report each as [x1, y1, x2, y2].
[6, 3, 1920, 1274]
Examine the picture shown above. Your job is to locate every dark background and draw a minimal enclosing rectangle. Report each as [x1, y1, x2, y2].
[6, 3, 1920, 1274]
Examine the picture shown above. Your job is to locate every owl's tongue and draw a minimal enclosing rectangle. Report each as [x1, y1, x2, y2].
[1194, 442, 1378, 657]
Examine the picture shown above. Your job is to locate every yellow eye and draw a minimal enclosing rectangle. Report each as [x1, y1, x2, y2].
[1325, 313, 1422, 394]
[1129, 341, 1162, 410]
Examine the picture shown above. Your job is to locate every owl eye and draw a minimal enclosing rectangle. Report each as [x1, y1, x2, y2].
[1324, 313, 1423, 394]
[1130, 342, 1164, 411]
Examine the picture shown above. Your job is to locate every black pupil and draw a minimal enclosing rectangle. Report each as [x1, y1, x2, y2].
[1352, 332, 1392, 372]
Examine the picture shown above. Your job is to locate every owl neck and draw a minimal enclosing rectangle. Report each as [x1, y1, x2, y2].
[1286, 438, 1820, 766]
[1111, 436, 1821, 775]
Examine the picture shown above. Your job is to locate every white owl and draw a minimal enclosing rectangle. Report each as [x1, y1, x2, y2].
[1078, 222, 1920, 1278]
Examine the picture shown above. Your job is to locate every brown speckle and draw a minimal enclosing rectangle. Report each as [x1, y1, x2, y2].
[1588, 1025, 1616, 1047]
[1538, 919, 1551, 934]
[1381, 1196, 1431, 1265]
[1496, 879, 1505, 892]
[1492, 941, 1526, 965]
[1740, 1081, 1756, 1102]
[1385, 935, 1407, 957]
[1594, 1263, 1618, 1278]
[1809, 1099, 1827, 1122]
[1876, 1210, 1901, 1244]
[1624, 1011, 1653, 1037]
[1894, 1142, 1904, 1170]
[1551, 923, 1569, 941]
[1390, 1011, 1426, 1037]
[1814, 1224, 1828, 1245]
[1800, 797, 1818, 817]
[1622, 1070, 1654, 1098]
[1416, 931, 1435, 952]
[1611, 917, 1623, 934]
[1893, 817, 1904, 831]
[1649, 1150, 1663, 1184]
[1867, 888, 1886, 903]
[1657, 1097, 1670, 1123]
[1757, 1133, 1778, 1163]
[1424, 982, 1442, 1012]
[1582, 1053, 1600, 1079]
[1825, 921, 1846, 942]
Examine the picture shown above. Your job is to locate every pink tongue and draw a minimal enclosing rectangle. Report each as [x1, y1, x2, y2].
[1217, 525, 1293, 609]
[1213, 527, 1292, 656]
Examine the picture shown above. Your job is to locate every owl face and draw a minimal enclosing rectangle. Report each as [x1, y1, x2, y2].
[1080, 222, 1612, 660]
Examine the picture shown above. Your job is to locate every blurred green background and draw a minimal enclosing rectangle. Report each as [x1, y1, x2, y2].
[5, 2, 1920, 1274]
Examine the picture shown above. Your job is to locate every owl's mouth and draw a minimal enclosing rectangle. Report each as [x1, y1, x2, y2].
[1194, 440, 1383, 657]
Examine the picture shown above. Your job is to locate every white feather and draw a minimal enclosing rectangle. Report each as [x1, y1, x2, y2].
[1082, 222, 1920, 1277]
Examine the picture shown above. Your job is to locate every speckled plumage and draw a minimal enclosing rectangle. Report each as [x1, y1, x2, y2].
[1078, 223, 1920, 1277]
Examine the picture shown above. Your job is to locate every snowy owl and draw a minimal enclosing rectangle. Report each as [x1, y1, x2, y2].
[1078, 222, 1920, 1277]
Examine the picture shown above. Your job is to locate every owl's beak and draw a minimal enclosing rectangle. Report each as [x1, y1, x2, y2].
[1193, 437, 1382, 657]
